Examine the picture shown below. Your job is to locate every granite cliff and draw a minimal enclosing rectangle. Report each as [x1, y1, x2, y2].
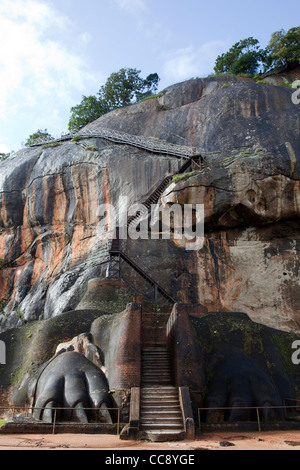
[0, 71, 300, 428]
[0, 71, 299, 333]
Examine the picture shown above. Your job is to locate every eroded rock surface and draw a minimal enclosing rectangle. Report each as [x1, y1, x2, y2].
[0, 73, 299, 335]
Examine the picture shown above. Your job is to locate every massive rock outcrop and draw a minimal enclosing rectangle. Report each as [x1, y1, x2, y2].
[0, 71, 299, 427]
[0, 72, 299, 335]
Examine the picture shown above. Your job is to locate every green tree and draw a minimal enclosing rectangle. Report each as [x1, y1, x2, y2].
[24, 129, 54, 147]
[68, 68, 160, 131]
[68, 95, 109, 132]
[267, 27, 300, 68]
[100, 68, 145, 109]
[214, 37, 267, 75]
[0, 152, 10, 161]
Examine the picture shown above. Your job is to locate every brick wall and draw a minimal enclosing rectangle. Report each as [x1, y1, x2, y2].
[109, 303, 142, 390]
[167, 304, 206, 392]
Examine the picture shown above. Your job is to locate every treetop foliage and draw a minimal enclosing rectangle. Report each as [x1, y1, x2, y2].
[23, 28, 300, 145]
[24, 129, 54, 147]
[267, 27, 300, 68]
[214, 26, 300, 76]
[68, 68, 160, 131]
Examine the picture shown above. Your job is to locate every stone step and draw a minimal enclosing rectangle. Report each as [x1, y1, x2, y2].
[142, 355, 170, 358]
[142, 362, 171, 366]
[142, 378, 172, 382]
[142, 363, 170, 366]
[142, 355, 170, 359]
[141, 394, 178, 399]
[142, 371, 171, 376]
[141, 400, 180, 407]
[142, 348, 169, 350]
[141, 386, 177, 391]
[141, 418, 183, 425]
[141, 406, 181, 413]
[142, 391, 176, 394]
[141, 371, 171, 376]
[141, 381, 172, 385]
[141, 397, 179, 403]
[141, 378, 172, 383]
[142, 366, 170, 369]
[141, 346, 173, 386]
[141, 390, 179, 396]
[141, 396, 179, 402]
[142, 370, 171, 375]
[142, 410, 182, 416]
[140, 423, 184, 431]
[142, 362, 170, 366]
[142, 356, 170, 360]
[142, 357, 170, 360]
[142, 350, 169, 354]
[141, 412, 182, 419]
[141, 377, 172, 381]
[141, 374, 171, 385]
[142, 349, 169, 352]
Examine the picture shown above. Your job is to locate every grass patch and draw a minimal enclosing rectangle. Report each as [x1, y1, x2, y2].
[71, 135, 87, 142]
[41, 142, 62, 149]
[172, 170, 198, 183]
[238, 149, 251, 157]
[279, 81, 293, 87]
[255, 79, 269, 85]
[85, 144, 98, 151]
[139, 91, 166, 102]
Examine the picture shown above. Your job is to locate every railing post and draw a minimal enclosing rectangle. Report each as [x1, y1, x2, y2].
[154, 285, 158, 303]
[117, 408, 120, 436]
[198, 408, 201, 431]
[256, 407, 261, 432]
[52, 408, 57, 434]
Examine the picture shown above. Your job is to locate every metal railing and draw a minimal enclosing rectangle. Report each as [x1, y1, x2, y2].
[0, 406, 123, 435]
[198, 401, 300, 432]
[30, 127, 196, 158]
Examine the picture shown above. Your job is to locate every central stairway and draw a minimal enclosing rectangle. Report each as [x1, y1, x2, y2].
[139, 347, 185, 441]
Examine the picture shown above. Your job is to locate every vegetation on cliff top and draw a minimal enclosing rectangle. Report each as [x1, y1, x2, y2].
[214, 26, 300, 75]
[68, 68, 160, 131]
[19, 26, 300, 148]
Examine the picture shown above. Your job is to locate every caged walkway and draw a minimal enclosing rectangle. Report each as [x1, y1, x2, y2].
[30, 127, 197, 159]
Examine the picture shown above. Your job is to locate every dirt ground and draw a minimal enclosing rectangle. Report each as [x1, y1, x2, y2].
[1, 431, 300, 450]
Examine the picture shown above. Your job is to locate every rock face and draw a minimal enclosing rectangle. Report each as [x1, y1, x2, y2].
[0, 72, 299, 336]
[0, 141, 178, 330]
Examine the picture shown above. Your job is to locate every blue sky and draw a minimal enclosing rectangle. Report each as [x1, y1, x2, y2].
[0, 0, 299, 152]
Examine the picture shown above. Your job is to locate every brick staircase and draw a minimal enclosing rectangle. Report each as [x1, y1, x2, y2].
[139, 347, 185, 441]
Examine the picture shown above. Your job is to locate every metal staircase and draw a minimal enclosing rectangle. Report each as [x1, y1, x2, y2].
[109, 247, 176, 304]
[105, 153, 203, 304]
[127, 154, 202, 231]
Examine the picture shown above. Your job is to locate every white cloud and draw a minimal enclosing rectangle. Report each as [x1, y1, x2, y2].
[162, 40, 231, 82]
[78, 32, 92, 47]
[0, 0, 100, 146]
[0, 142, 11, 154]
[114, 0, 146, 13]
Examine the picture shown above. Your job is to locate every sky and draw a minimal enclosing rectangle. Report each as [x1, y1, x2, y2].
[0, 0, 299, 153]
